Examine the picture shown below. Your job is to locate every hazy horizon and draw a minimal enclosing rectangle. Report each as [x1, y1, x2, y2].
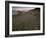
[12, 7, 35, 12]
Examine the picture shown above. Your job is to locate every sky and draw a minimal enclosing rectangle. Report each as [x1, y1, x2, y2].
[12, 7, 35, 12]
[12, 7, 35, 15]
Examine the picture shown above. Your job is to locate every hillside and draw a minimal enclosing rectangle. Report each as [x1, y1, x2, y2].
[12, 8, 40, 31]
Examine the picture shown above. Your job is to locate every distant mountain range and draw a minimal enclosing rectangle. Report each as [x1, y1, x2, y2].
[12, 8, 40, 16]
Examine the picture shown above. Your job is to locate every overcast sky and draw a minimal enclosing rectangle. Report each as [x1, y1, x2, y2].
[12, 7, 35, 12]
[12, 7, 35, 15]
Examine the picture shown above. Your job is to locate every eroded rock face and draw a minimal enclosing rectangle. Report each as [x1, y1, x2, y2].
[12, 8, 40, 31]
